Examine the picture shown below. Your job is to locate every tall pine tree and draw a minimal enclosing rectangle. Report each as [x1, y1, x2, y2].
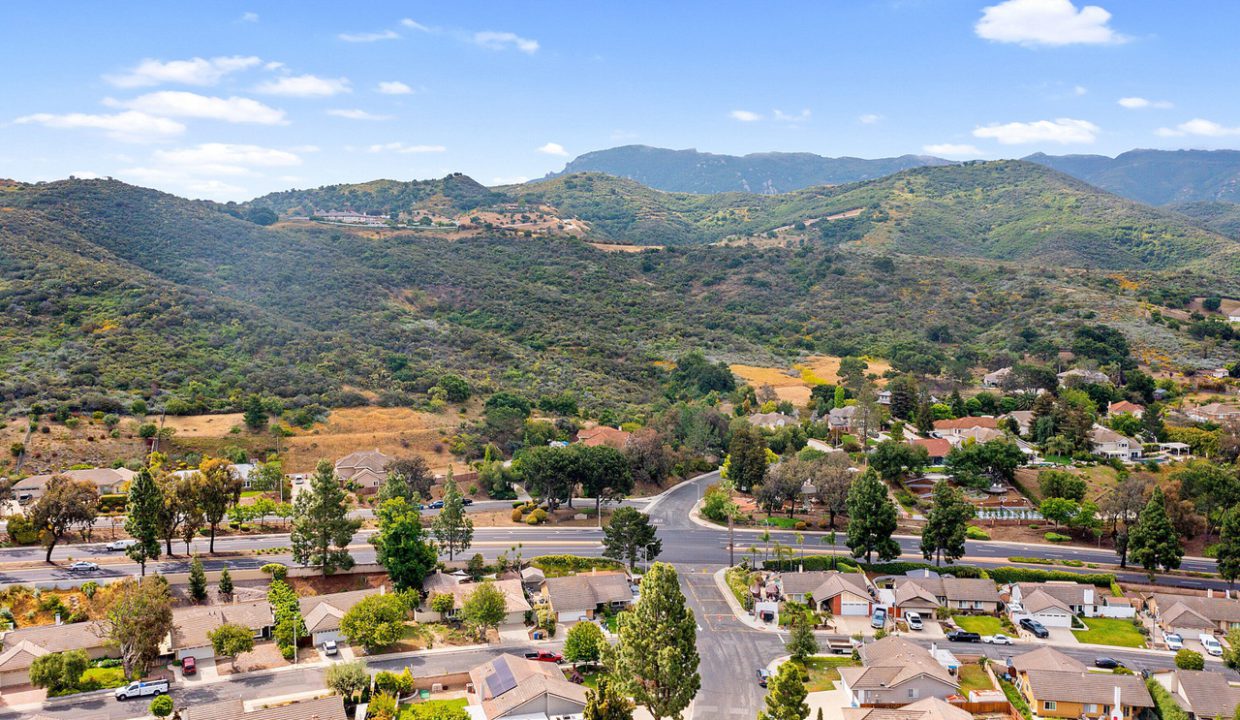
[372, 497, 438, 591]
[1128, 487, 1183, 579]
[432, 470, 474, 561]
[846, 469, 900, 563]
[757, 661, 809, 720]
[611, 562, 700, 720]
[584, 676, 634, 720]
[291, 460, 361, 575]
[920, 481, 975, 566]
[124, 468, 162, 576]
[1217, 507, 1240, 588]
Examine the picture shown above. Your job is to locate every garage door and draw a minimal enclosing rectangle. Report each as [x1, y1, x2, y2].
[314, 630, 341, 646]
[841, 599, 870, 616]
[177, 646, 215, 662]
[1036, 612, 1073, 628]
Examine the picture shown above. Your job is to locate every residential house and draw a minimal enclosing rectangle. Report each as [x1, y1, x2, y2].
[11, 467, 136, 502]
[780, 571, 873, 616]
[1089, 426, 1142, 461]
[167, 600, 273, 662]
[843, 697, 973, 720]
[1000, 411, 1035, 436]
[1186, 403, 1240, 424]
[877, 390, 892, 406]
[838, 637, 960, 706]
[1019, 669, 1153, 720]
[334, 449, 393, 493]
[541, 571, 633, 623]
[891, 574, 1002, 617]
[931, 417, 1000, 438]
[467, 653, 588, 720]
[829, 405, 858, 433]
[909, 438, 952, 465]
[186, 695, 347, 720]
[1009, 588, 1074, 628]
[1009, 582, 1134, 627]
[298, 587, 385, 647]
[747, 412, 797, 430]
[1163, 669, 1240, 720]
[317, 210, 386, 227]
[947, 427, 1006, 447]
[983, 367, 1013, 388]
[805, 438, 844, 454]
[0, 622, 115, 690]
[1107, 401, 1145, 419]
[1007, 646, 1087, 676]
[575, 426, 632, 450]
[1148, 592, 1240, 637]
[417, 573, 531, 627]
[1058, 368, 1111, 386]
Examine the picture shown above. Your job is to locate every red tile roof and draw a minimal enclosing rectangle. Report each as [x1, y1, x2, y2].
[932, 417, 1000, 431]
[910, 438, 952, 458]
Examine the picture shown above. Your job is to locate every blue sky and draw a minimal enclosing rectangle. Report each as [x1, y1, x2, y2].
[4, 0, 1240, 201]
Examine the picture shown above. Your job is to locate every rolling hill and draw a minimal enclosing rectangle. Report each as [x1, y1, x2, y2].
[1025, 149, 1240, 205]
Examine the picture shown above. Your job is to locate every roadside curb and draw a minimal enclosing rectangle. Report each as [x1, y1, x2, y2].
[711, 567, 772, 632]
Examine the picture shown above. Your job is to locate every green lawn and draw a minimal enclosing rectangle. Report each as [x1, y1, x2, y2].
[958, 665, 994, 693]
[1072, 618, 1146, 648]
[952, 615, 1003, 635]
[802, 656, 858, 692]
[758, 517, 799, 529]
[398, 698, 468, 719]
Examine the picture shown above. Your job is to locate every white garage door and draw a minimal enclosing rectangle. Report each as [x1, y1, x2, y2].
[314, 630, 341, 646]
[841, 599, 870, 616]
[1035, 612, 1073, 628]
[177, 646, 215, 662]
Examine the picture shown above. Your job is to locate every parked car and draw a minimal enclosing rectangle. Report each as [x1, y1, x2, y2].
[115, 679, 169, 700]
[106, 539, 138, 551]
[1095, 657, 1123, 669]
[462, 498, 474, 506]
[68, 561, 99, 573]
[1199, 634, 1223, 657]
[905, 612, 923, 631]
[1162, 632, 1183, 651]
[429, 500, 445, 510]
[757, 668, 771, 687]
[1019, 618, 1049, 638]
[293, 477, 305, 485]
[871, 609, 887, 629]
[947, 630, 981, 643]
[982, 634, 1015, 645]
[524, 651, 563, 663]
[181, 656, 197, 676]
[322, 640, 339, 656]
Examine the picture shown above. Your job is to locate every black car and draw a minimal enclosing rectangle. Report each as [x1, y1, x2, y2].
[462, 498, 474, 506]
[1095, 657, 1124, 669]
[757, 668, 771, 687]
[947, 630, 981, 643]
[1019, 618, 1050, 638]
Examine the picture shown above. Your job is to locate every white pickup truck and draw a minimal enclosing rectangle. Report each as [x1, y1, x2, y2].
[115, 679, 169, 700]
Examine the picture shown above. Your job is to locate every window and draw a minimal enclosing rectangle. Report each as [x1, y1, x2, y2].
[908, 689, 919, 699]
[1086, 705, 1099, 714]
[1044, 701, 1057, 711]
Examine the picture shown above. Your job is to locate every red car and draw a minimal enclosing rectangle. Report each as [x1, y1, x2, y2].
[524, 651, 563, 663]
[181, 656, 197, 676]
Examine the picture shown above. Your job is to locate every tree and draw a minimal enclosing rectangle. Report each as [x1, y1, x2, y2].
[584, 676, 634, 720]
[156, 469, 200, 556]
[325, 660, 370, 702]
[870, 441, 928, 482]
[29, 474, 99, 562]
[610, 562, 699, 720]
[1038, 469, 1087, 501]
[242, 394, 268, 431]
[578, 444, 634, 517]
[372, 497, 438, 591]
[626, 428, 672, 488]
[1128, 487, 1184, 579]
[29, 649, 89, 694]
[1102, 474, 1150, 567]
[218, 568, 233, 596]
[517, 445, 578, 510]
[430, 592, 455, 620]
[188, 555, 207, 602]
[920, 481, 975, 566]
[726, 424, 769, 493]
[1223, 628, 1240, 671]
[1217, 507, 1240, 587]
[603, 506, 662, 570]
[209, 623, 255, 669]
[1172, 460, 1240, 541]
[846, 470, 900, 563]
[460, 581, 507, 640]
[1175, 649, 1205, 670]
[812, 454, 853, 529]
[92, 576, 173, 678]
[340, 593, 408, 652]
[786, 614, 818, 663]
[291, 460, 361, 575]
[757, 660, 809, 720]
[756, 460, 808, 518]
[149, 695, 174, 718]
[564, 620, 606, 666]
[432, 472, 474, 561]
[198, 456, 243, 553]
[383, 456, 434, 500]
[1039, 497, 1081, 528]
[124, 468, 162, 576]
[946, 440, 1024, 490]
[437, 374, 472, 403]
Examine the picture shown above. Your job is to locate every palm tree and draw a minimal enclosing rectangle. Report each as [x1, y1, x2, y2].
[821, 530, 838, 570]
[760, 529, 772, 567]
[796, 532, 805, 570]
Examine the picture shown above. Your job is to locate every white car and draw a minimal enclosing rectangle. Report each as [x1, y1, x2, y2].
[106, 539, 138, 551]
[1163, 632, 1183, 651]
[68, 561, 99, 573]
[1199, 634, 1223, 657]
[322, 640, 339, 656]
[905, 612, 923, 631]
[982, 634, 1015, 645]
[115, 679, 168, 700]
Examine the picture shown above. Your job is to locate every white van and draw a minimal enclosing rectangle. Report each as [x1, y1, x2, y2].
[106, 539, 138, 551]
[1199, 634, 1223, 657]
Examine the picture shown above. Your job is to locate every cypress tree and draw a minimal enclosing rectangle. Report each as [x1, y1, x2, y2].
[611, 562, 700, 720]
[757, 661, 809, 720]
[920, 481, 976, 566]
[188, 555, 207, 602]
[291, 460, 361, 575]
[1128, 487, 1183, 579]
[1217, 507, 1240, 588]
[846, 469, 900, 563]
[124, 468, 163, 576]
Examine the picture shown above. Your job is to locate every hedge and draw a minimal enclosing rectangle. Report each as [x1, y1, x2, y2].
[1001, 678, 1032, 720]
[1146, 678, 1190, 720]
[985, 567, 1114, 587]
[763, 556, 859, 572]
[761, 559, 1112, 587]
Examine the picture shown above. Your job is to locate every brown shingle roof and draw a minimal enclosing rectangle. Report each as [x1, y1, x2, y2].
[298, 588, 384, 634]
[1009, 646, 1086, 674]
[170, 600, 272, 651]
[843, 637, 958, 690]
[1, 621, 108, 657]
[422, 574, 531, 615]
[894, 577, 1000, 605]
[933, 417, 999, 431]
[543, 572, 631, 613]
[1023, 670, 1153, 708]
[781, 571, 869, 601]
[469, 653, 588, 719]
[1152, 593, 1240, 625]
[1172, 669, 1240, 720]
[187, 695, 347, 720]
[843, 697, 974, 720]
[334, 449, 392, 478]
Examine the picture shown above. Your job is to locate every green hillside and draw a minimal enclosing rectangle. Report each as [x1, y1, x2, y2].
[1026, 149, 1240, 205]
[1170, 201, 1240, 239]
[243, 173, 503, 217]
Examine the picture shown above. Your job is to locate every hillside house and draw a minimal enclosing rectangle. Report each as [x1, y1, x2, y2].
[983, 367, 1012, 388]
[931, 417, 1000, 438]
[1000, 410, 1035, 436]
[829, 405, 858, 432]
[1058, 368, 1111, 386]
[575, 426, 632, 450]
[11, 467, 136, 502]
[747, 412, 797, 429]
[838, 637, 959, 706]
[1107, 401, 1145, 419]
[909, 438, 952, 464]
[1089, 426, 1142, 461]
[417, 573, 530, 627]
[1186, 403, 1240, 423]
[334, 449, 393, 493]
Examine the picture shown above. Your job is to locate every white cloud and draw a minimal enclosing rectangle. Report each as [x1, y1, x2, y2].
[401, 18, 431, 32]
[150, 142, 303, 175]
[367, 142, 447, 154]
[254, 74, 351, 97]
[339, 29, 400, 43]
[106, 56, 261, 88]
[973, 117, 1099, 144]
[376, 81, 414, 95]
[975, 0, 1126, 47]
[115, 91, 287, 124]
[473, 31, 540, 54]
[1118, 96, 1173, 110]
[924, 143, 984, 157]
[858, 113, 883, 124]
[537, 142, 569, 156]
[774, 109, 812, 123]
[327, 108, 394, 121]
[14, 111, 185, 143]
[241, 12, 259, 22]
[1155, 118, 1240, 138]
[1074, 85, 1088, 96]
[729, 110, 762, 122]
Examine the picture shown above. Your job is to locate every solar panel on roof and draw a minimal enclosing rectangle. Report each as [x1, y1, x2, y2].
[485, 658, 518, 698]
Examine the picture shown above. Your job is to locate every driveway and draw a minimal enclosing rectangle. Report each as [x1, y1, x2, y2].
[833, 616, 880, 636]
[807, 687, 852, 720]
[1048, 627, 1079, 645]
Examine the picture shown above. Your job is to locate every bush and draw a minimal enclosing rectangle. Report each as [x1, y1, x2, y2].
[150, 695, 175, 718]
[526, 508, 548, 525]
[985, 567, 1115, 587]
[1175, 649, 1204, 670]
[1147, 678, 1191, 720]
[80, 581, 98, 599]
[373, 669, 414, 696]
[1044, 532, 1071, 543]
[6, 514, 40, 545]
[260, 563, 288, 581]
[366, 693, 398, 720]
[966, 525, 990, 540]
[794, 521, 807, 531]
[511, 508, 524, 522]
